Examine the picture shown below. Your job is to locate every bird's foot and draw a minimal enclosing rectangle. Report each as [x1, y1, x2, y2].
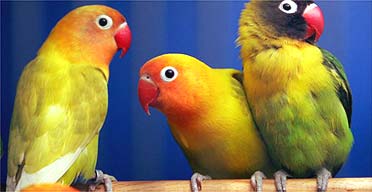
[274, 170, 290, 192]
[190, 172, 211, 192]
[316, 168, 332, 192]
[88, 170, 117, 192]
[250, 171, 266, 192]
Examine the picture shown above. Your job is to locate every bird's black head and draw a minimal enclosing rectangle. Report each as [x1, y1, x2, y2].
[254, 0, 324, 43]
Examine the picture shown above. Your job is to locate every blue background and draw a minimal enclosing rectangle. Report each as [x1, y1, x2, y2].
[1, 1, 371, 184]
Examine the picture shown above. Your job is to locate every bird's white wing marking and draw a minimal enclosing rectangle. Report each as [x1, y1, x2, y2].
[13, 147, 83, 191]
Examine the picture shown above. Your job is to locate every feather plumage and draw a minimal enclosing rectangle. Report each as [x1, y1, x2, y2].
[7, 5, 130, 191]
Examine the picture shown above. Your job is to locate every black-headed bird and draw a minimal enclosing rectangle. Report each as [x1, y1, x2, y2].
[238, 1, 353, 191]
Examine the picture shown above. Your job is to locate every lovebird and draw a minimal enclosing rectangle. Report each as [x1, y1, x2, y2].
[138, 54, 275, 192]
[238, 0, 353, 191]
[6, 5, 131, 191]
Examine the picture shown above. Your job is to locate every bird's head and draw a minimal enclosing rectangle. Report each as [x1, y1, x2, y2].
[241, 0, 324, 44]
[138, 54, 211, 119]
[39, 5, 131, 77]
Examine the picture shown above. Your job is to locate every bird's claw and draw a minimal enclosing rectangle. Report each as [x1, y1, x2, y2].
[251, 171, 266, 192]
[274, 170, 290, 192]
[88, 170, 117, 192]
[316, 168, 332, 192]
[190, 172, 211, 192]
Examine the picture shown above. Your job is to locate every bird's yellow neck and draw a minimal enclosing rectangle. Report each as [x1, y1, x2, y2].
[37, 29, 114, 79]
[239, 13, 325, 98]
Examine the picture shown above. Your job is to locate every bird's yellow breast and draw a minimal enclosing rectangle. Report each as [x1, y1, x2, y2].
[243, 39, 333, 100]
[168, 70, 273, 177]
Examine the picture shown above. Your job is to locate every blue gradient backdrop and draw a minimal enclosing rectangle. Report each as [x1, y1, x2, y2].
[1, 1, 371, 184]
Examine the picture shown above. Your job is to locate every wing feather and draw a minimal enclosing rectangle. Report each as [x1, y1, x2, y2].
[7, 59, 108, 191]
[320, 49, 352, 126]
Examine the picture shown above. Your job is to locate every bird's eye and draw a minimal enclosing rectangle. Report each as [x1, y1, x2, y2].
[279, 0, 298, 14]
[96, 15, 113, 30]
[160, 66, 178, 82]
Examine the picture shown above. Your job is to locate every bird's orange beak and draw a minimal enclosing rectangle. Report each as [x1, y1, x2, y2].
[114, 22, 131, 58]
[302, 3, 324, 43]
[138, 74, 159, 115]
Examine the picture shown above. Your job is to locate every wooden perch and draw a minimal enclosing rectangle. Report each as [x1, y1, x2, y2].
[112, 178, 372, 192]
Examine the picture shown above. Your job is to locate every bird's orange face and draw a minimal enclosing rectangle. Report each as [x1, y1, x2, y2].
[138, 54, 210, 118]
[40, 5, 131, 71]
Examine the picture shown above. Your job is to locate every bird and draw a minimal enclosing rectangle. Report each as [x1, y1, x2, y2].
[237, 0, 353, 191]
[137, 53, 275, 192]
[6, 5, 131, 191]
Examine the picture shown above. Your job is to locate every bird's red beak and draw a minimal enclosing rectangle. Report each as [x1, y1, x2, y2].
[138, 75, 159, 115]
[114, 22, 131, 58]
[302, 3, 324, 43]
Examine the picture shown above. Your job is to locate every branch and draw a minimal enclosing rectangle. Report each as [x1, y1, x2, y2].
[112, 178, 372, 192]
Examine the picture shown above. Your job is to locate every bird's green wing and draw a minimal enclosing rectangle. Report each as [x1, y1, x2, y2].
[7, 59, 108, 191]
[320, 49, 352, 126]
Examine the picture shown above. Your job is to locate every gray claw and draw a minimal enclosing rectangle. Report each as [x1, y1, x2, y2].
[251, 171, 266, 192]
[316, 168, 332, 192]
[190, 172, 211, 192]
[89, 170, 117, 192]
[274, 170, 289, 192]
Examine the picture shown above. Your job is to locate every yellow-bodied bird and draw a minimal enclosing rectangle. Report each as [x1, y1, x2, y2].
[6, 5, 131, 191]
[138, 54, 275, 192]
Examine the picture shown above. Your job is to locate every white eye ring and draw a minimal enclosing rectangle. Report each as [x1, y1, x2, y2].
[160, 66, 178, 82]
[96, 15, 113, 30]
[279, 0, 298, 14]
